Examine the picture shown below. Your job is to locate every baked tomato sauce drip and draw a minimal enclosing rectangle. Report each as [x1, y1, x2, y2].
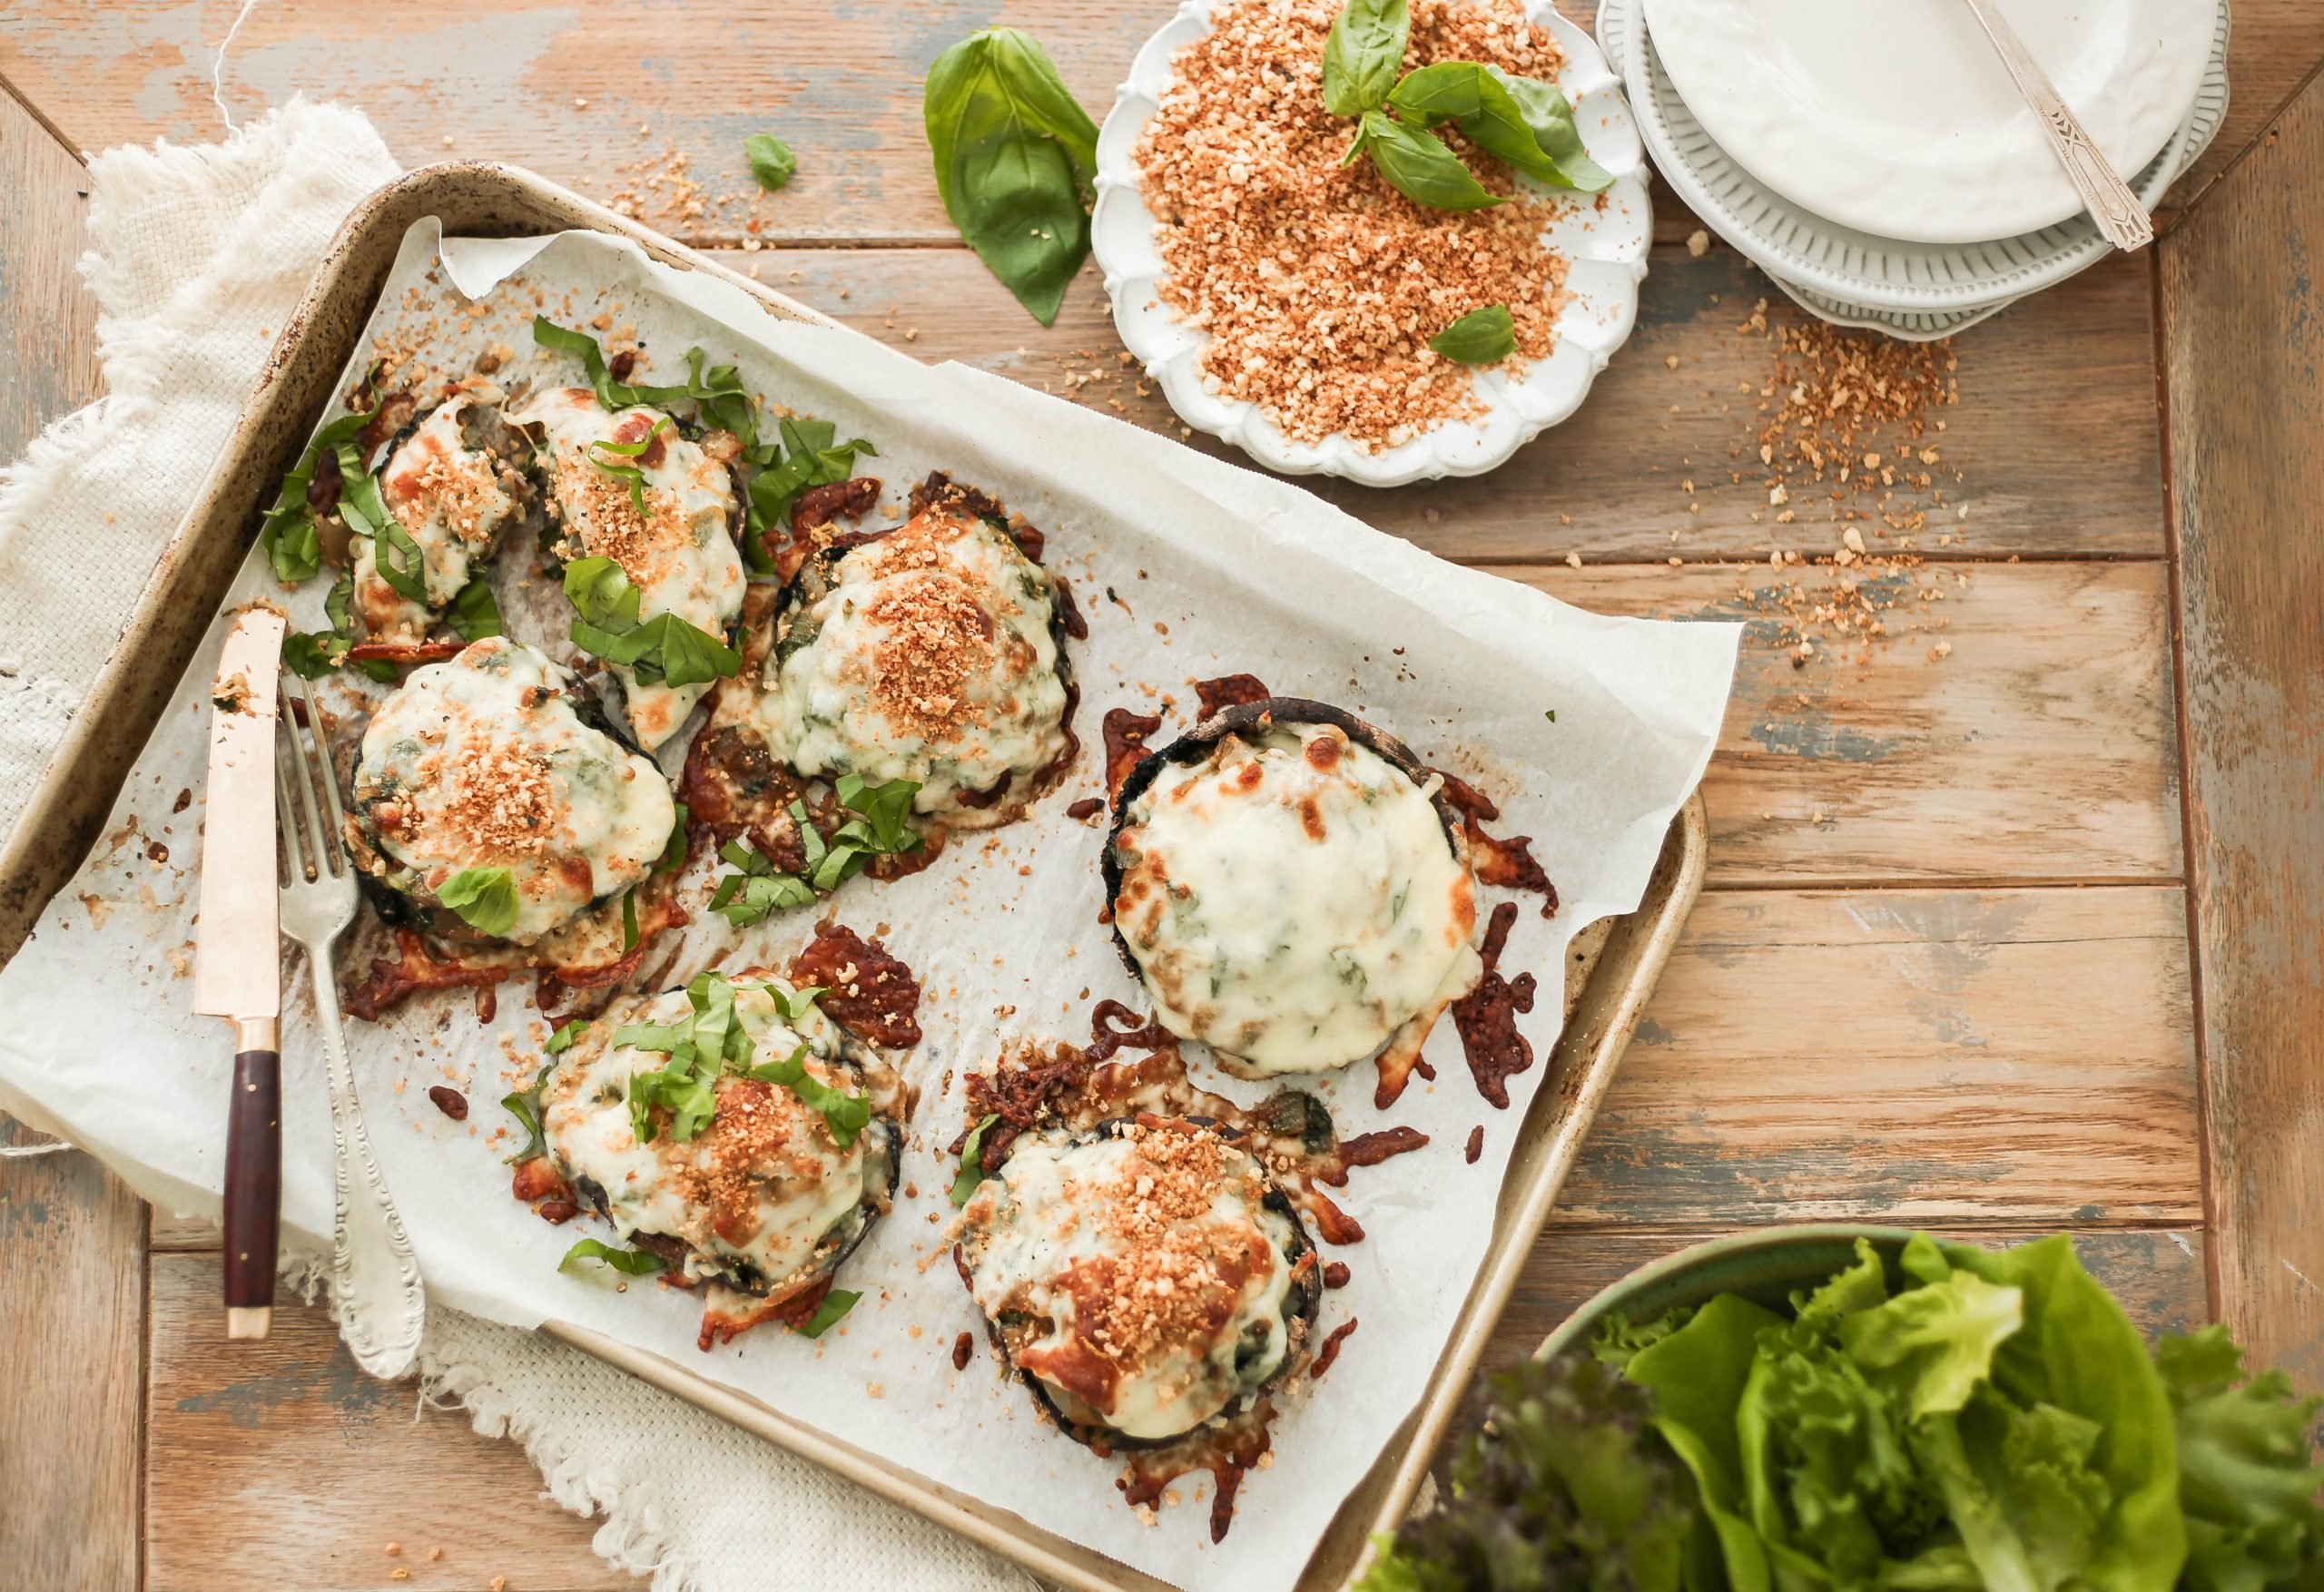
[758, 476, 882, 582]
[1192, 673, 1273, 720]
[698, 1273, 834, 1352]
[1310, 1318, 1359, 1379]
[1451, 901, 1538, 1109]
[1434, 769, 1558, 916]
[1118, 1400, 1278, 1545]
[344, 927, 507, 1021]
[790, 922, 924, 1048]
[1101, 709, 1164, 798]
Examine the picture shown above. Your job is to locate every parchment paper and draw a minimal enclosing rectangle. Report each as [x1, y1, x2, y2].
[0, 221, 1737, 1591]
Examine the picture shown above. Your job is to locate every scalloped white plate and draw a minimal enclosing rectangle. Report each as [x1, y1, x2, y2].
[1642, 0, 2211, 246]
[1607, 0, 2230, 316]
[1091, 0, 1651, 486]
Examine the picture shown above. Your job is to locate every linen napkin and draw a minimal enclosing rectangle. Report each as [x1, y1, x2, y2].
[0, 98, 1022, 1592]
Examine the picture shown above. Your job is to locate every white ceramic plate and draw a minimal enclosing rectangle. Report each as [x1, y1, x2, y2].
[1607, 0, 2229, 314]
[1091, 0, 1651, 486]
[1640, 0, 2212, 245]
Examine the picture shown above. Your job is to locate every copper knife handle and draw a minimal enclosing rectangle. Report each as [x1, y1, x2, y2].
[1955, 0, 2154, 252]
[223, 1018, 281, 1339]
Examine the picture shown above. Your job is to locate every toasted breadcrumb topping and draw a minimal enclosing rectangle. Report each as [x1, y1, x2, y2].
[1133, 0, 1575, 449]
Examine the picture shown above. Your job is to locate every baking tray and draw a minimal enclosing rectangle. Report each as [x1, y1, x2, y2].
[0, 162, 1709, 1592]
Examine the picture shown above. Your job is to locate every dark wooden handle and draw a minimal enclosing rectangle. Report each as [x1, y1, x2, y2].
[222, 1048, 281, 1312]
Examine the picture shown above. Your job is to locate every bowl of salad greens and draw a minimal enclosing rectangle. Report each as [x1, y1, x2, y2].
[1359, 1224, 2324, 1592]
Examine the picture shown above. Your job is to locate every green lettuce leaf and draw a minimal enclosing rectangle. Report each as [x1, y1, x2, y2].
[2161, 1326, 2324, 1592]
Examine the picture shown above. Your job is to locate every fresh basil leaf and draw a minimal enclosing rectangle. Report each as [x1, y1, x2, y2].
[561, 552, 640, 627]
[794, 1288, 860, 1340]
[835, 773, 922, 852]
[1322, 0, 1409, 117]
[436, 866, 518, 938]
[323, 568, 354, 634]
[1358, 110, 1504, 211]
[1429, 304, 1517, 364]
[655, 801, 690, 874]
[545, 1020, 590, 1056]
[445, 577, 501, 641]
[532, 317, 684, 411]
[500, 1065, 554, 1163]
[745, 133, 798, 192]
[951, 1112, 1003, 1205]
[745, 418, 877, 544]
[1492, 69, 1614, 193]
[587, 447, 653, 517]
[281, 631, 345, 680]
[559, 1238, 665, 1277]
[744, 1042, 872, 1148]
[769, 984, 826, 1027]
[924, 28, 1098, 326]
[373, 516, 432, 604]
[646, 614, 743, 689]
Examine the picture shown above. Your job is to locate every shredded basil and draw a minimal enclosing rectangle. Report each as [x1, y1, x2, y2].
[950, 1113, 1003, 1206]
[745, 133, 798, 192]
[744, 1041, 872, 1148]
[501, 1065, 554, 1164]
[559, 1238, 666, 1277]
[445, 576, 502, 640]
[618, 971, 862, 1147]
[559, 554, 741, 688]
[794, 1288, 861, 1340]
[586, 417, 673, 518]
[654, 801, 691, 874]
[1429, 304, 1518, 364]
[259, 405, 379, 585]
[373, 516, 432, 604]
[923, 28, 1098, 326]
[436, 866, 519, 938]
[620, 888, 641, 955]
[545, 1020, 590, 1056]
[705, 777, 922, 928]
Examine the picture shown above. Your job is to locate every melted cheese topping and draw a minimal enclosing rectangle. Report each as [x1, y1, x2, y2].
[1111, 724, 1481, 1076]
[514, 387, 746, 751]
[353, 389, 525, 641]
[959, 1121, 1299, 1441]
[350, 638, 674, 944]
[543, 978, 888, 1292]
[752, 507, 1068, 813]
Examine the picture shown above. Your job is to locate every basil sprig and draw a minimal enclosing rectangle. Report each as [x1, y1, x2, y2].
[559, 1238, 665, 1277]
[436, 865, 519, 938]
[1320, 0, 1612, 209]
[707, 774, 924, 928]
[924, 28, 1098, 327]
[745, 133, 797, 192]
[1429, 304, 1517, 364]
[950, 1113, 1003, 1205]
[559, 555, 741, 689]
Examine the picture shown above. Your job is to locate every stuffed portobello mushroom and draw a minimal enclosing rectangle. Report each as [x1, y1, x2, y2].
[748, 497, 1074, 821]
[541, 969, 900, 1327]
[512, 386, 748, 752]
[351, 384, 541, 642]
[343, 637, 675, 948]
[956, 1115, 1320, 1447]
[1104, 699, 1482, 1081]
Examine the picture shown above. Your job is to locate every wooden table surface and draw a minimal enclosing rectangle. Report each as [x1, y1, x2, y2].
[4, 5, 2322, 1588]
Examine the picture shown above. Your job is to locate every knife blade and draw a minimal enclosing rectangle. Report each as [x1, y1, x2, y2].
[192, 606, 287, 1341]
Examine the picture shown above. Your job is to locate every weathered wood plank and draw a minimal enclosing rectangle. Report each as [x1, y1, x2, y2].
[717, 244, 2166, 565]
[0, 74, 138, 1592]
[1553, 886, 2201, 1226]
[0, 69, 95, 464]
[2172, 14, 2324, 220]
[1530, 560, 2181, 886]
[0, 1121, 147, 1591]
[147, 1254, 623, 1592]
[2160, 69, 2324, 1390]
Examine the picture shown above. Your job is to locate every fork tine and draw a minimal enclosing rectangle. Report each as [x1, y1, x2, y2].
[278, 673, 331, 880]
[293, 674, 350, 872]
[274, 715, 313, 882]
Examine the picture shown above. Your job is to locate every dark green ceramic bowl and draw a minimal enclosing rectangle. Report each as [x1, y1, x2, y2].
[1536, 1223, 1925, 1360]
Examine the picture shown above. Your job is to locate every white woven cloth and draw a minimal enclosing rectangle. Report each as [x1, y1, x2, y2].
[0, 100, 1023, 1592]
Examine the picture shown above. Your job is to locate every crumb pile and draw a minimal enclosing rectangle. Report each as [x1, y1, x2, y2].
[1133, 0, 1579, 450]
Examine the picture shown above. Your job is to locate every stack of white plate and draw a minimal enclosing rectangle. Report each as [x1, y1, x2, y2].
[1600, 0, 2231, 338]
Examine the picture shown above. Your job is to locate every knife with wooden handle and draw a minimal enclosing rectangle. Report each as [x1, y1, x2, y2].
[192, 607, 289, 1341]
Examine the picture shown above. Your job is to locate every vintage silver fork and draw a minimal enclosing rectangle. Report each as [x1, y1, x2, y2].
[277, 673, 427, 1379]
